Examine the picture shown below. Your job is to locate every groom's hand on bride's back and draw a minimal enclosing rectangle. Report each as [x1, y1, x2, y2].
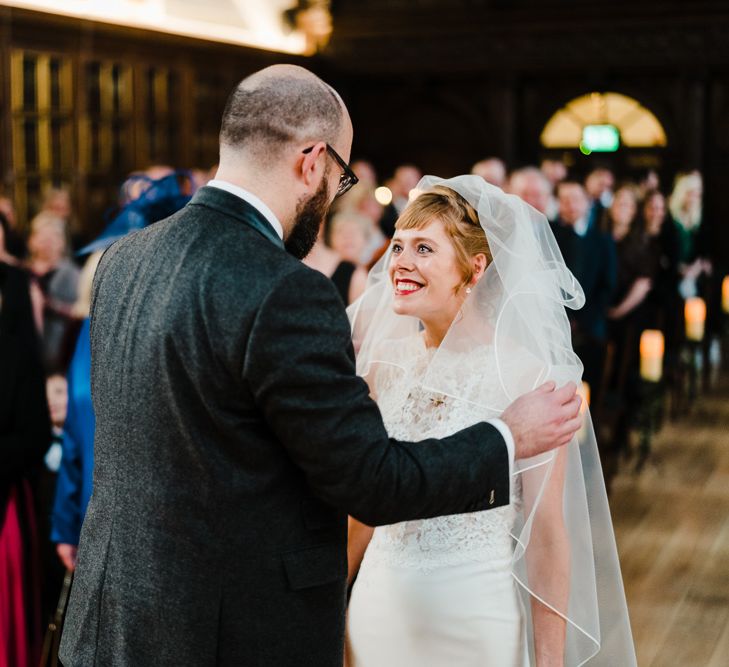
[501, 381, 582, 459]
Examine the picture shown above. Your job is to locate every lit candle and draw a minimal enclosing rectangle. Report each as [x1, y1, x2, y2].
[374, 186, 393, 206]
[723, 276, 729, 313]
[685, 297, 706, 342]
[639, 330, 664, 382]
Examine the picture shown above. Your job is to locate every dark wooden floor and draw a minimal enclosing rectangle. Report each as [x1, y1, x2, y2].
[611, 376, 729, 666]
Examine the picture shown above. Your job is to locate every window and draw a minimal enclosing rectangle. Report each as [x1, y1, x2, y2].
[541, 92, 667, 150]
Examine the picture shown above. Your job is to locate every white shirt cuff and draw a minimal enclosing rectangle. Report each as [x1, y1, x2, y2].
[485, 418, 515, 498]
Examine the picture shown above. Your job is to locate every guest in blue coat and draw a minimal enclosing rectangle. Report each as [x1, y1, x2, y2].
[50, 314, 94, 570]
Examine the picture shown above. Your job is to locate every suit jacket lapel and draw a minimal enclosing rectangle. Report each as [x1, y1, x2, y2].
[189, 186, 285, 250]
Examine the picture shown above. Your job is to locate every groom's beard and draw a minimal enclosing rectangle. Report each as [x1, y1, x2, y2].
[285, 172, 331, 260]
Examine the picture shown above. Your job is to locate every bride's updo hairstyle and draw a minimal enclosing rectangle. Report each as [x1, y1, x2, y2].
[395, 185, 492, 290]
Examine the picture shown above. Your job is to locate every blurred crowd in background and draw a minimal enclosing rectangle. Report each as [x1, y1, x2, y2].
[0, 153, 722, 664]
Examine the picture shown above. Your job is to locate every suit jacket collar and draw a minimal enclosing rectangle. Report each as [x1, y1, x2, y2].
[190, 186, 285, 250]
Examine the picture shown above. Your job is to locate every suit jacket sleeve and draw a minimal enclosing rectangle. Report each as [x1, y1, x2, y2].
[243, 264, 509, 526]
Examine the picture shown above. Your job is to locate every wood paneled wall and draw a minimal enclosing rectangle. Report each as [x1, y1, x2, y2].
[0, 6, 291, 241]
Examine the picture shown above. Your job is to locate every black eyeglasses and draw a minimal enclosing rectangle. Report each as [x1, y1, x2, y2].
[302, 144, 359, 198]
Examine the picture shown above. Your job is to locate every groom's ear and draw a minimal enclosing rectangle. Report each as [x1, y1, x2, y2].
[297, 142, 327, 189]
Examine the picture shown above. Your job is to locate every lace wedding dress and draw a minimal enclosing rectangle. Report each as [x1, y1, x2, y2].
[346, 336, 527, 667]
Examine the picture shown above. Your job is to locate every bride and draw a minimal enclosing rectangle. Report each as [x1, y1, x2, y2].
[345, 176, 636, 666]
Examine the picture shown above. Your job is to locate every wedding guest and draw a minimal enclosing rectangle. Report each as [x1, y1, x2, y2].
[26, 212, 80, 371]
[540, 158, 567, 187]
[551, 181, 617, 414]
[351, 160, 377, 190]
[637, 169, 661, 201]
[36, 372, 68, 621]
[190, 167, 213, 193]
[0, 197, 26, 260]
[329, 211, 370, 265]
[540, 159, 567, 220]
[508, 166, 552, 217]
[334, 160, 386, 264]
[602, 185, 638, 241]
[40, 186, 84, 255]
[669, 171, 711, 301]
[641, 191, 681, 343]
[0, 211, 20, 266]
[0, 195, 17, 228]
[0, 256, 52, 667]
[378, 164, 421, 237]
[604, 188, 651, 460]
[471, 157, 507, 188]
[45, 374, 68, 472]
[585, 167, 615, 231]
[304, 226, 367, 305]
[41, 187, 72, 224]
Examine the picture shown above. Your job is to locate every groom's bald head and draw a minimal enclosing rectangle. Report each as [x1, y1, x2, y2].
[220, 65, 349, 166]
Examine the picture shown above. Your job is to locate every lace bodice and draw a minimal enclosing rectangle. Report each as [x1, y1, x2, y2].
[363, 336, 522, 572]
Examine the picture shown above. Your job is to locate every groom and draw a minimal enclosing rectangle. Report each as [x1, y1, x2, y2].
[60, 65, 581, 666]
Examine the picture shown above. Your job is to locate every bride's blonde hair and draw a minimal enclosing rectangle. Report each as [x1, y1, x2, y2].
[395, 185, 492, 289]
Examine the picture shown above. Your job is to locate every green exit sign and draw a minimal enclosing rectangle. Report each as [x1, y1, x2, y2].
[581, 125, 620, 153]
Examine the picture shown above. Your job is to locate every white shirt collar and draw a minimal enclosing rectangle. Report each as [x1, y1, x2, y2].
[206, 179, 284, 240]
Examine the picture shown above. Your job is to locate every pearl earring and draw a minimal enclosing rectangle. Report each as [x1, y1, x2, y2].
[466, 287, 472, 294]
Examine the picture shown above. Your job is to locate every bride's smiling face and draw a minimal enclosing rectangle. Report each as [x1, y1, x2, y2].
[388, 219, 466, 329]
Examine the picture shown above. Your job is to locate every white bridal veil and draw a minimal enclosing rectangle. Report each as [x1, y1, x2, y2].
[347, 175, 636, 666]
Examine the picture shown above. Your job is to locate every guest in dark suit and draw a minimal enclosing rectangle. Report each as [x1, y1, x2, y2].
[60, 65, 581, 667]
[551, 181, 617, 408]
[584, 167, 615, 232]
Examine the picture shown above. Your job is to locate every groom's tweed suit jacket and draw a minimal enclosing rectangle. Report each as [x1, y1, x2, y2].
[60, 186, 510, 666]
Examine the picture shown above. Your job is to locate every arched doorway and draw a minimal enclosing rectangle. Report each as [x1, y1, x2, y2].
[540, 92, 668, 178]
